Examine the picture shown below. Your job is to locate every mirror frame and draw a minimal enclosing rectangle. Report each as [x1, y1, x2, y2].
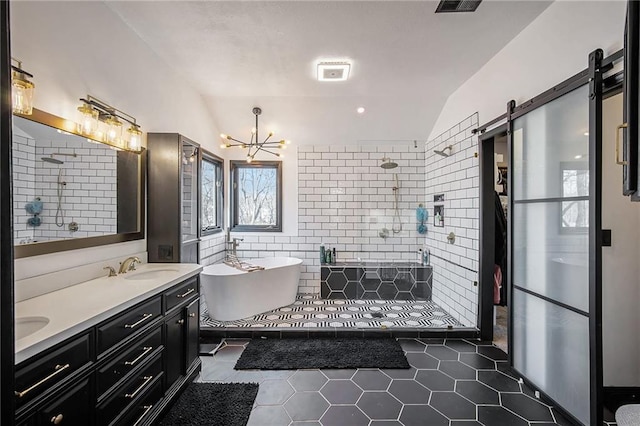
[13, 108, 146, 258]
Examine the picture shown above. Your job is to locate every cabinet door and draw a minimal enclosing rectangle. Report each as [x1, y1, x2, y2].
[37, 378, 92, 426]
[185, 298, 200, 372]
[164, 311, 184, 388]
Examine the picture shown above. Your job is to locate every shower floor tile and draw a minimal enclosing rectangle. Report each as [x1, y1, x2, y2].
[200, 294, 464, 329]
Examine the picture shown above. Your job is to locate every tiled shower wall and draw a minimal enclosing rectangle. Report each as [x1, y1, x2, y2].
[13, 134, 36, 244]
[235, 144, 426, 294]
[424, 114, 480, 327]
[13, 136, 117, 244]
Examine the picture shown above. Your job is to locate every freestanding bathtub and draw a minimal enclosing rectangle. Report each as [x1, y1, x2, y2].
[201, 257, 302, 321]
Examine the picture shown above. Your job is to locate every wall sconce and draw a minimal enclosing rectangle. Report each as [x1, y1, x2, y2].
[11, 58, 35, 115]
[77, 95, 143, 152]
[220, 107, 291, 163]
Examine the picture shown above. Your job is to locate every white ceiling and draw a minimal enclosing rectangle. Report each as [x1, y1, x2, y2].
[106, 1, 552, 146]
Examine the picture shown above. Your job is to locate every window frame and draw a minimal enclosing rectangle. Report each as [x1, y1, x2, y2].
[230, 160, 282, 232]
[200, 150, 224, 236]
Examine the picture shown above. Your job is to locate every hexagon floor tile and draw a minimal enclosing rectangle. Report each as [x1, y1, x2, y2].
[201, 294, 462, 329]
[195, 338, 579, 426]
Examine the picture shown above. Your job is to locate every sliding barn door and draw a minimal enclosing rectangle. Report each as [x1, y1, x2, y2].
[509, 61, 602, 425]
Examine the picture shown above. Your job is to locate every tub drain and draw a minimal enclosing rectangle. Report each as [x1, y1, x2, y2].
[371, 312, 384, 318]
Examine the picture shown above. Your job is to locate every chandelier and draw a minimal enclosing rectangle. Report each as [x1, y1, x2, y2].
[220, 107, 290, 163]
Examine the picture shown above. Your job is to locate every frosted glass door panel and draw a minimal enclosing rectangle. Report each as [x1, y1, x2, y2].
[512, 85, 589, 201]
[512, 289, 590, 425]
[512, 201, 589, 312]
[181, 143, 198, 242]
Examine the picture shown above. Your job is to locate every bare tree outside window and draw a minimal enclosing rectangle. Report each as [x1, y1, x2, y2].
[561, 166, 589, 231]
[232, 161, 282, 231]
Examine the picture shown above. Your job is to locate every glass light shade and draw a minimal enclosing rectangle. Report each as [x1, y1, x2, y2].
[104, 116, 123, 147]
[127, 126, 142, 151]
[77, 103, 99, 136]
[11, 73, 34, 115]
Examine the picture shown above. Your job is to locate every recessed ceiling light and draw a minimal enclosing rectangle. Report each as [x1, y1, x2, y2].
[584, 132, 589, 136]
[575, 154, 583, 159]
[317, 61, 351, 82]
[357, 107, 365, 114]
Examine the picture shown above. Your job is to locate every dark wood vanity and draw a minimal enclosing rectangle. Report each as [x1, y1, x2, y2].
[14, 276, 200, 426]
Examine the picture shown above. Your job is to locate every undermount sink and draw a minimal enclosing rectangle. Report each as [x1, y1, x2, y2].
[15, 316, 49, 340]
[124, 269, 180, 281]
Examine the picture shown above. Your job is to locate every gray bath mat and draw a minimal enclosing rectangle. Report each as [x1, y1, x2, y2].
[235, 338, 410, 370]
[158, 382, 258, 426]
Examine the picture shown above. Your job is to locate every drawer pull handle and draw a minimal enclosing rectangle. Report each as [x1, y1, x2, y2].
[124, 346, 154, 366]
[124, 313, 153, 329]
[177, 319, 185, 325]
[15, 364, 70, 398]
[133, 405, 154, 426]
[189, 313, 197, 318]
[50, 414, 63, 424]
[125, 375, 153, 399]
[177, 288, 195, 298]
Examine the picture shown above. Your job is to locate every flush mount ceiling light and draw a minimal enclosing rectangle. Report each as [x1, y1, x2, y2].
[220, 107, 290, 163]
[357, 107, 365, 114]
[77, 95, 143, 152]
[11, 58, 35, 115]
[317, 61, 351, 82]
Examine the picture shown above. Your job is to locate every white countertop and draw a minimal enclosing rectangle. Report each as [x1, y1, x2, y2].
[15, 263, 203, 365]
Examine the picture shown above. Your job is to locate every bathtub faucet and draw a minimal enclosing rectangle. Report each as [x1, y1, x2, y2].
[225, 236, 243, 260]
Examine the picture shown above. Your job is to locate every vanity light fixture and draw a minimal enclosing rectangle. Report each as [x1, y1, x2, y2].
[77, 95, 143, 152]
[220, 107, 290, 163]
[11, 58, 35, 115]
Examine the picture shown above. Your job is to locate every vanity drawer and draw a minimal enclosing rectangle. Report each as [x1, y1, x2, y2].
[114, 378, 163, 426]
[97, 326, 163, 398]
[164, 277, 199, 312]
[15, 332, 93, 409]
[97, 297, 162, 355]
[97, 354, 163, 426]
[37, 377, 92, 426]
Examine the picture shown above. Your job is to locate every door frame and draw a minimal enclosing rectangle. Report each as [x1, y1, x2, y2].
[478, 124, 508, 342]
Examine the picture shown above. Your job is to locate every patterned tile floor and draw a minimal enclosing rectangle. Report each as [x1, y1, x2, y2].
[201, 295, 464, 329]
[196, 337, 578, 426]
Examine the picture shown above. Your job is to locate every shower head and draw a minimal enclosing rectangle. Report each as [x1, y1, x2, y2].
[434, 145, 453, 158]
[41, 156, 64, 165]
[380, 157, 398, 169]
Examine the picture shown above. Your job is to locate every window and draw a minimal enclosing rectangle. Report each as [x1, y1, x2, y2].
[560, 162, 589, 233]
[231, 160, 282, 232]
[201, 151, 223, 235]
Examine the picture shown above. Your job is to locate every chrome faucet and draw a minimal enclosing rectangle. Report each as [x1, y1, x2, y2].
[231, 238, 243, 256]
[118, 256, 141, 274]
[225, 228, 243, 260]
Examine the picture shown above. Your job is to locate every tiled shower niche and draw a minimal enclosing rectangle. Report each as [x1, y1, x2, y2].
[320, 262, 433, 300]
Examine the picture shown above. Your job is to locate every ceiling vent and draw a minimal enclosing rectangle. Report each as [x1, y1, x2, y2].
[435, 0, 482, 13]
[317, 62, 351, 82]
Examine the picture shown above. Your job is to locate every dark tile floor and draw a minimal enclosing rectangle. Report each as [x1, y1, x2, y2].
[196, 338, 580, 426]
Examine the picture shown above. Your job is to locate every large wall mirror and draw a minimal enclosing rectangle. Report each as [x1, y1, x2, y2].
[12, 109, 145, 258]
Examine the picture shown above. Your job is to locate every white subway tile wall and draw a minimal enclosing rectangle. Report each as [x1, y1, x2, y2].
[232, 144, 426, 295]
[200, 233, 226, 266]
[13, 136, 117, 244]
[424, 113, 480, 327]
[13, 134, 36, 243]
